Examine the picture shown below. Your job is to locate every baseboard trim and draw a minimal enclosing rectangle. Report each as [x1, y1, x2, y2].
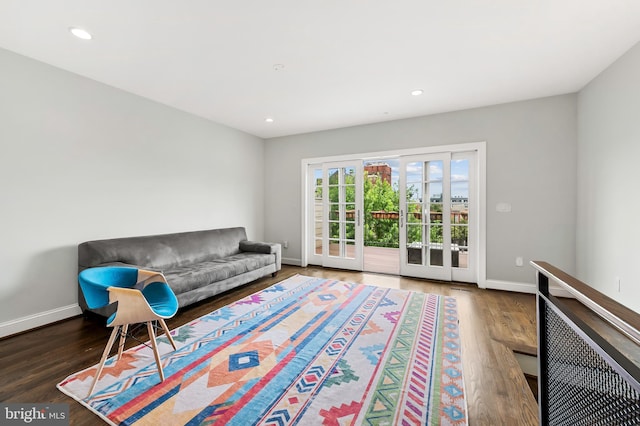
[0, 304, 83, 338]
[485, 279, 574, 298]
[282, 257, 302, 266]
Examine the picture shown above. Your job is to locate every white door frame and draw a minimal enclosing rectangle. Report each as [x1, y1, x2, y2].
[398, 151, 477, 282]
[399, 153, 453, 280]
[321, 161, 364, 270]
[301, 141, 487, 287]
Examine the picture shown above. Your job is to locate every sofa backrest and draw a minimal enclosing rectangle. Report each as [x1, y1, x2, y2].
[78, 227, 248, 271]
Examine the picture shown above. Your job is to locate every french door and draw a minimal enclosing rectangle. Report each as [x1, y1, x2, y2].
[308, 161, 364, 270]
[399, 152, 476, 282]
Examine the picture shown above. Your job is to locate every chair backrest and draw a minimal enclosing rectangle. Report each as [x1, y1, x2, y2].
[79, 267, 139, 310]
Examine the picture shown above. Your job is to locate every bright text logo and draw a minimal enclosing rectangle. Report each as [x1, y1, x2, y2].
[1, 404, 68, 425]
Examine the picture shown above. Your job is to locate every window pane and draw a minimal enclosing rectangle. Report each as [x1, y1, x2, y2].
[451, 159, 469, 183]
[330, 222, 340, 238]
[344, 167, 356, 183]
[429, 246, 444, 266]
[407, 203, 422, 223]
[427, 160, 443, 181]
[345, 223, 355, 240]
[451, 158, 469, 269]
[407, 245, 423, 265]
[428, 182, 443, 200]
[314, 168, 323, 200]
[345, 241, 355, 259]
[406, 161, 423, 184]
[406, 162, 423, 201]
[406, 224, 422, 244]
[328, 168, 339, 185]
[406, 184, 421, 201]
[329, 185, 339, 203]
[344, 185, 355, 203]
[429, 225, 443, 244]
[451, 224, 468, 246]
[328, 239, 340, 256]
[429, 203, 443, 223]
[451, 207, 468, 224]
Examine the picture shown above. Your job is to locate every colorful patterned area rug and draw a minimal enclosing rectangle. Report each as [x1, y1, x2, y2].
[58, 275, 467, 425]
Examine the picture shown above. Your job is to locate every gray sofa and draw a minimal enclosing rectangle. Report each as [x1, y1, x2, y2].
[78, 227, 281, 317]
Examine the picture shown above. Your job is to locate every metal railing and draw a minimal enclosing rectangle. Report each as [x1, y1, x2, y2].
[531, 261, 640, 425]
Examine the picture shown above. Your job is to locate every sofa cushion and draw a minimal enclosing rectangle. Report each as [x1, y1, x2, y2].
[240, 240, 276, 254]
[163, 252, 274, 294]
[79, 227, 248, 270]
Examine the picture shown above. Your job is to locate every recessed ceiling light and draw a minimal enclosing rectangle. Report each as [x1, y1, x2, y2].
[69, 27, 92, 40]
[265, 117, 274, 123]
[411, 89, 424, 96]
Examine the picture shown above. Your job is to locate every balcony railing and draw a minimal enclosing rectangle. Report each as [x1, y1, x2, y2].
[531, 261, 640, 424]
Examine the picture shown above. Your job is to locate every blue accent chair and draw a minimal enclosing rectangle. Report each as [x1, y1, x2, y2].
[78, 266, 179, 397]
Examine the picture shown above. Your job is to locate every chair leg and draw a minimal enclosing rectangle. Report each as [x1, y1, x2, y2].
[87, 326, 120, 398]
[117, 324, 129, 360]
[147, 321, 165, 382]
[159, 319, 177, 351]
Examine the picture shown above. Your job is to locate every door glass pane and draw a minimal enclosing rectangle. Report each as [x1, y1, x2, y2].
[407, 244, 423, 265]
[399, 153, 476, 281]
[427, 160, 443, 228]
[343, 171, 356, 203]
[345, 205, 355, 222]
[406, 161, 422, 266]
[429, 225, 443, 266]
[329, 222, 340, 239]
[345, 223, 355, 240]
[429, 203, 442, 223]
[451, 159, 469, 269]
[426, 160, 444, 267]
[328, 239, 340, 256]
[325, 165, 359, 260]
[406, 161, 423, 201]
[428, 160, 443, 181]
[313, 168, 323, 255]
[328, 168, 339, 203]
[345, 241, 355, 259]
[407, 203, 421, 223]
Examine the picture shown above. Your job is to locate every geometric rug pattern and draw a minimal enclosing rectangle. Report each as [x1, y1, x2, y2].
[58, 275, 467, 425]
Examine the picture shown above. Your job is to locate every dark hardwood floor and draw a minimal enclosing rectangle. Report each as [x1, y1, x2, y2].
[0, 265, 539, 425]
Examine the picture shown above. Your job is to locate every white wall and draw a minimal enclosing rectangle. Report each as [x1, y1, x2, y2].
[0, 48, 265, 335]
[577, 41, 640, 313]
[264, 95, 577, 287]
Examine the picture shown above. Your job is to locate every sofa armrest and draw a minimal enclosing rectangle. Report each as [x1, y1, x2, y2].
[239, 241, 282, 270]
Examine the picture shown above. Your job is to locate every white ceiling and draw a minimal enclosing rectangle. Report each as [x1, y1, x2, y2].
[1, 1, 639, 139]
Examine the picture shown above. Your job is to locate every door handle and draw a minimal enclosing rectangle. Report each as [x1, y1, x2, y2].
[400, 210, 404, 228]
[357, 210, 361, 226]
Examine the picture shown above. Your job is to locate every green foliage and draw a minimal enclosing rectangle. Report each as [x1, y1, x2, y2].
[363, 176, 399, 247]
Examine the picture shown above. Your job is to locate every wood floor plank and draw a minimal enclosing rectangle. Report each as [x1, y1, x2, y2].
[0, 265, 538, 425]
